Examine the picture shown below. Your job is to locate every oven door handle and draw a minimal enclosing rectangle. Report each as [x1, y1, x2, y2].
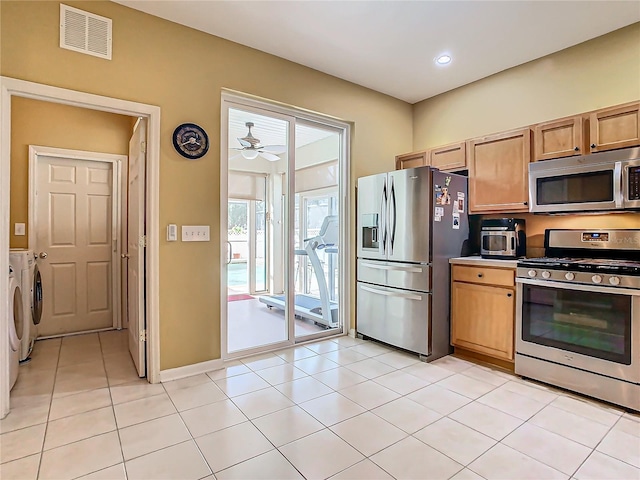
[614, 161, 623, 209]
[516, 277, 640, 296]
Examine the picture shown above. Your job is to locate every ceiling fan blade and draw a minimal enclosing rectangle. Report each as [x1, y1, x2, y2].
[237, 138, 251, 148]
[260, 145, 287, 154]
[259, 151, 281, 162]
[229, 153, 244, 161]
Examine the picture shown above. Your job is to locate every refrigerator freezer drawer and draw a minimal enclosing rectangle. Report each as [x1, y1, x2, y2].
[357, 282, 431, 356]
[357, 259, 431, 292]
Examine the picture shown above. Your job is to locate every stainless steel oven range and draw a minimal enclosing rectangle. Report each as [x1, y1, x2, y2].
[515, 229, 640, 411]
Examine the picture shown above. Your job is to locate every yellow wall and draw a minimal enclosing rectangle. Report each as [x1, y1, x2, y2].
[1, 1, 413, 369]
[413, 22, 640, 149]
[9, 97, 133, 249]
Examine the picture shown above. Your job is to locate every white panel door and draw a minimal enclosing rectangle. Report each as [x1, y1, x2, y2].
[128, 118, 146, 377]
[36, 157, 114, 336]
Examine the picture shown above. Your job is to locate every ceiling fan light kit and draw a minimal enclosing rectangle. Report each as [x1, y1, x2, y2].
[241, 149, 260, 160]
[231, 122, 286, 162]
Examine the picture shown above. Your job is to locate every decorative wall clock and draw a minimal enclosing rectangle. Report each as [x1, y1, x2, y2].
[172, 123, 209, 159]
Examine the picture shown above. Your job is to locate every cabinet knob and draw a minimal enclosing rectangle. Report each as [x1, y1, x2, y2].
[591, 143, 597, 149]
[507, 293, 512, 297]
[477, 273, 483, 278]
[574, 146, 580, 151]
[523, 201, 528, 206]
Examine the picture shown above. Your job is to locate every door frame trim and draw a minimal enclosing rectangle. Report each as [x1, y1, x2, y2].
[28, 145, 126, 332]
[0, 76, 161, 419]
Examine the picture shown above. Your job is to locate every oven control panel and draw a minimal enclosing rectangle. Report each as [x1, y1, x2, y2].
[582, 232, 609, 242]
[517, 267, 640, 289]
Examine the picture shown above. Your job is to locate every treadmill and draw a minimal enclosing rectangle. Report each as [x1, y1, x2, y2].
[260, 215, 339, 328]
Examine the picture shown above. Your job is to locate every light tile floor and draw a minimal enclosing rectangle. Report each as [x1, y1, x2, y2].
[1, 331, 639, 480]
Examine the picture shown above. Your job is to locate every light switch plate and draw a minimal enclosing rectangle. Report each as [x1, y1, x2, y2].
[182, 225, 210, 242]
[14, 223, 26, 236]
[167, 224, 177, 241]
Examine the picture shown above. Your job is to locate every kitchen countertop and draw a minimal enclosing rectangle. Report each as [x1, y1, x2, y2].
[449, 256, 519, 268]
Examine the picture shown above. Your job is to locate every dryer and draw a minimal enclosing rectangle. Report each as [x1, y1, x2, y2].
[9, 249, 42, 361]
[8, 264, 23, 390]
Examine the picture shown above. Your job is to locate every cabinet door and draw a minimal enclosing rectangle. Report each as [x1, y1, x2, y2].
[395, 151, 428, 170]
[534, 116, 584, 161]
[469, 128, 531, 213]
[430, 142, 466, 171]
[451, 281, 515, 360]
[590, 103, 640, 153]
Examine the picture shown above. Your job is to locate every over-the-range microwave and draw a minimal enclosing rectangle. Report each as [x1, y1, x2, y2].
[529, 146, 640, 213]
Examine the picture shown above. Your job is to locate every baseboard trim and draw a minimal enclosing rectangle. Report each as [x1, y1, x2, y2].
[160, 358, 224, 383]
[348, 328, 356, 338]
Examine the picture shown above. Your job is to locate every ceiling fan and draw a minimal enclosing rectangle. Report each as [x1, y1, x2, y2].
[231, 122, 286, 161]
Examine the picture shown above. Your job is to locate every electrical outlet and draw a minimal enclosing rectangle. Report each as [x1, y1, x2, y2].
[182, 225, 210, 242]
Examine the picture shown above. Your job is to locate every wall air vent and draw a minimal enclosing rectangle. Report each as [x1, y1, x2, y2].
[60, 4, 112, 60]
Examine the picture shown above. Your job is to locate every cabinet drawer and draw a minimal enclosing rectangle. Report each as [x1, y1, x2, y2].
[357, 282, 430, 355]
[451, 265, 514, 287]
[358, 259, 430, 292]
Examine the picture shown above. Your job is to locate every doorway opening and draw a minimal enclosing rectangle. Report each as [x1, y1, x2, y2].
[0, 77, 161, 419]
[221, 93, 351, 359]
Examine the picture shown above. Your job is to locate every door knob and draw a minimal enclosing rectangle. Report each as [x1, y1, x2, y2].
[121, 253, 130, 259]
[39, 252, 48, 259]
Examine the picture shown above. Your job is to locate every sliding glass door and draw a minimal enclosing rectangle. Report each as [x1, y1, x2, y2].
[222, 96, 349, 358]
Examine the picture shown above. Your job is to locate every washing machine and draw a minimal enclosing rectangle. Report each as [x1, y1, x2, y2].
[9, 249, 42, 361]
[8, 264, 23, 390]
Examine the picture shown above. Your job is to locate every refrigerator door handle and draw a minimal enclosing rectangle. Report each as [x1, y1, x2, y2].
[360, 285, 423, 301]
[360, 261, 424, 273]
[389, 178, 396, 254]
[381, 179, 388, 254]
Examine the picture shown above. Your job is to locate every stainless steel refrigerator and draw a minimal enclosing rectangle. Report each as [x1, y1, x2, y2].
[356, 166, 469, 360]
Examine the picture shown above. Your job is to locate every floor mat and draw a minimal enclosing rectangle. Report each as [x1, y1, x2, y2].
[228, 294, 254, 302]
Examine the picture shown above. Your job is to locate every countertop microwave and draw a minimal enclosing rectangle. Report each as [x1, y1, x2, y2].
[529, 147, 640, 213]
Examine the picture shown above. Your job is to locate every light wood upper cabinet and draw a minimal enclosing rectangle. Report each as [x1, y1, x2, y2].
[534, 116, 584, 161]
[395, 150, 428, 170]
[469, 128, 531, 213]
[590, 103, 640, 153]
[430, 142, 466, 171]
[451, 265, 515, 362]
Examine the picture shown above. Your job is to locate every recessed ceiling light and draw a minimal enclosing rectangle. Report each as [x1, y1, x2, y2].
[435, 54, 452, 65]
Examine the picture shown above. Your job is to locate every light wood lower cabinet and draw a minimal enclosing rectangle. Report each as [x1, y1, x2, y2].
[451, 265, 515, 362]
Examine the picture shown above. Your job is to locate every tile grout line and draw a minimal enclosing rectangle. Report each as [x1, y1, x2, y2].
[34, 337, 62, 480]
[162, 376, 216, 478]
[98, 331, 130, 480]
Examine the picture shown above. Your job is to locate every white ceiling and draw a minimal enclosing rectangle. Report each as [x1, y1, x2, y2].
[114, 1, 639, 104]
